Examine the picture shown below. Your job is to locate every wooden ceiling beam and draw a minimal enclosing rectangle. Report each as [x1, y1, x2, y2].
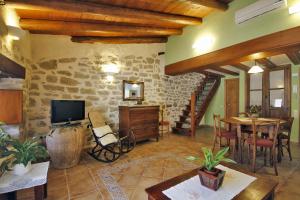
[165, 26, 300, 75]
[20, 19, 182, 37]
[197, 70, 224, 78]
[255, 58, 277, 68]
[186, 0, 228, 11]
[231, 63, 249, 71]
[210, 67, 239, 76]
[71, 36, 168, 44]
[7, 0, 202, 28]
[286, 50, 300, 65]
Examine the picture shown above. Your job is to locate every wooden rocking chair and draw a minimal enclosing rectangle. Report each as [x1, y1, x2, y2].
[87, 111, 136, 163]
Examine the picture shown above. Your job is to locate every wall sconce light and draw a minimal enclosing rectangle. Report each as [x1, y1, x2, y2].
[6, 26, 24, 41]
[102, 63, 120, 73]
[192, 35, 215, 53]
[289, 3, 300, 14]
[102, 63, 120, 83]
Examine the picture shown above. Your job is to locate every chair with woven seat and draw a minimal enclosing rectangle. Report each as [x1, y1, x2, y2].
[212, 114, 237, 160]
[246, 119, 280, 176]
[278, 117, 294, 161]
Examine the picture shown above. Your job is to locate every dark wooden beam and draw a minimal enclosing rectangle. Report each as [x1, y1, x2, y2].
[211, 67, 239, 76]
[71, 36, 168, 44]
[20, 19, 182, 37]
[165, 26, 300, 75]
[255, 58, 277, 68]
[7, 0, 202, 28]
[231, 63, 250, 71]
[197, 70, 225, 78]
[0, 54, 25, 78]
[187, 0, 228, 11]
[286, 50, 300, 65]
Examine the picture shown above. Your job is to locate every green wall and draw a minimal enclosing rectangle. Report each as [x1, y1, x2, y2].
[204, 67, 299, 143]
[166, 0, 300, 65]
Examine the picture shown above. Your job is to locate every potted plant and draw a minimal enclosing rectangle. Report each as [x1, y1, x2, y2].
[198, 147, 235, 191]
[249, 105, 261, 117]
[0, 132, 48, 176]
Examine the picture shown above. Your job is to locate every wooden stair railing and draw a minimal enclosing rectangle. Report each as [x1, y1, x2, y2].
[173, 75, 221, 136]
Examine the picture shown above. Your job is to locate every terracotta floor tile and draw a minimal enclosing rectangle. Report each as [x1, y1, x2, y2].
[67, 170, 97, 197]
[7, 127, 298, 200]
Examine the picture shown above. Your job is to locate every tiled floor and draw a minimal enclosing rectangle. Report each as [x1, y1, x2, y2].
[1, 126, 300, 199]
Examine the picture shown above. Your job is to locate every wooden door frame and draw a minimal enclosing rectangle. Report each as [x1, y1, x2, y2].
[224, 78, 240, 118]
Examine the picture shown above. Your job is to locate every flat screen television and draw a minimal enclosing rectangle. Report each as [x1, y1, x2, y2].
[51, 100, 85, 124]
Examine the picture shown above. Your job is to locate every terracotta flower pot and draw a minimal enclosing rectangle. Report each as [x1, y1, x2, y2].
[198, 167, 225, 191]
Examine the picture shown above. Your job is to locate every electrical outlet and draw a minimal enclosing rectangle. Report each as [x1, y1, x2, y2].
[293, 110, 298, 118]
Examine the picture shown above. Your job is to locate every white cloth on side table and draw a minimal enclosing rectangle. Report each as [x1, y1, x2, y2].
[0, 162, 49, 194]
[163, 164, 256, 200]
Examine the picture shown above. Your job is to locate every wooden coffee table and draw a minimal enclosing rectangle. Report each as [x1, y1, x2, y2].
[146, 163, 278, 200]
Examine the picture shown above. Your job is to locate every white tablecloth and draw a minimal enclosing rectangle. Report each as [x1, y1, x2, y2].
[0, 162, 49, 194]
[163, 165, 256, 200]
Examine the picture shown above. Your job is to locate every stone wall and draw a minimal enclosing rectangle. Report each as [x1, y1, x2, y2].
[0, 7, 32, 138]
[28, 55, 203, 135]
[27, 35, 204, 143]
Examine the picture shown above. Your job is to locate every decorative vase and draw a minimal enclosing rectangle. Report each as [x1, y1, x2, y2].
[198, 167, 225, 191]
[46, 126, 84, 169]
[13, 162, 32, 176]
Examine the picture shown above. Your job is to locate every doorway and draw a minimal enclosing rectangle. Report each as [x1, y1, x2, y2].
[225, 78, 239, 119]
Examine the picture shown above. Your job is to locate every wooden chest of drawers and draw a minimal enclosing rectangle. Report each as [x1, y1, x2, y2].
[119, 106, 159, 142]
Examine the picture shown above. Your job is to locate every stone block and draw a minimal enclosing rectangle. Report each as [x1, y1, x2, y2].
[43, 84, 64, 92]
[60, 77, 79, 86]
[80, 88, 96, 95]
[39, 60, 57, 70]
[57, 70, 72, 77]
[75, 72, 89, 79]
[58, 58, 77, 63]
[67, 87, 79, 93]
[46, 75, 58, 83]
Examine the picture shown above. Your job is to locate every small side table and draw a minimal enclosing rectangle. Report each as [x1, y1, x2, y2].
[0, 162, 49, 200]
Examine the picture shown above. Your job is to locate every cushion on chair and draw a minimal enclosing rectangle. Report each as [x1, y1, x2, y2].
[93, 125, 118, 146]
[219, 131, 237, 139]
[246, 138, 273, 147]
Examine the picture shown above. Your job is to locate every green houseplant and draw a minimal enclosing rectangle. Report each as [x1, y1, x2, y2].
[0, 132, 48, 175]
[198, 147, 235, 191]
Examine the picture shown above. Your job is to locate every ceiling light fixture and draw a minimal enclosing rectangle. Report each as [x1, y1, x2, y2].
[289, 3, 300, 14]
[248, 61, 264, 74]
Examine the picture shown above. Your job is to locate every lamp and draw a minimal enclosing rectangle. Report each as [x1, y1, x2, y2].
[248, 61, 264, 74]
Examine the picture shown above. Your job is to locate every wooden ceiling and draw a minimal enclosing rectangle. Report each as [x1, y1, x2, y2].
[5, 0, 232, 44]
[165, 26, 300, 76]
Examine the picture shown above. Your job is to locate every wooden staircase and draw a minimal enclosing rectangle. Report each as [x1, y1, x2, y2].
[172, 75, 221, 136]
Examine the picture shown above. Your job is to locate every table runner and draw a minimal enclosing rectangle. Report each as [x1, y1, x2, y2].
[163, 165, 256, 200]
[0, 162, 49, 193]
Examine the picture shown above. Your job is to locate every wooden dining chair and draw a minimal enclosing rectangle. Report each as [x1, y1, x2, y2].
[212, 114, 237, 159]
[278, 117, 294, 161]
[246, 119, 280, 176]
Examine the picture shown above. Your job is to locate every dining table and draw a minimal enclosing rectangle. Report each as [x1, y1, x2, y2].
[220, 117, 286, 163]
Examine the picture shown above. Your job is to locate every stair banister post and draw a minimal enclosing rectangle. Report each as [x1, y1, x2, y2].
[191, 92, 196, 137]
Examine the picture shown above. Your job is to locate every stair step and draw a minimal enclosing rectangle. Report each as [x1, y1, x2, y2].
[172, 127, 191, 136]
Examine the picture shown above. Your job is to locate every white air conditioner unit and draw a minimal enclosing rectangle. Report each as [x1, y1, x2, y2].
[235, 0, 286, 24]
